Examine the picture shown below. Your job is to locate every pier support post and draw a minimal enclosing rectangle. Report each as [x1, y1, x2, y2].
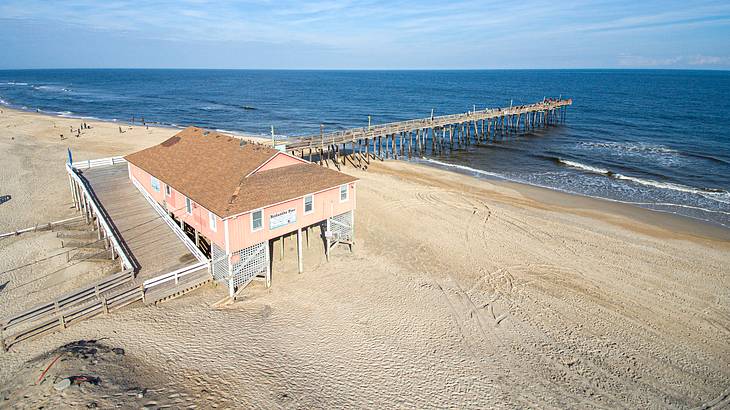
[325, 217, 331, 262]
[297, 228, 303, 274]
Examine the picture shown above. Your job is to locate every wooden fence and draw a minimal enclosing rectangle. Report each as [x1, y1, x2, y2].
[0, 269, 136, 350]
[0, 216, 83, 239]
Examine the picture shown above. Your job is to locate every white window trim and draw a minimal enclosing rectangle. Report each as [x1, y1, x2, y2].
[185, 197, 193, 214]
[151, 176, 161, 193]
[251, 208, 264, 232]
[339, 184, 349, 203]
[303, 194, 314, 215]
[165, 184, 171, 197]
[209, 211, 217, 232]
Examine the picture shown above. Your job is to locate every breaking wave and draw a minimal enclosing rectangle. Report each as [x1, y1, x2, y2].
[578, 141, 678, 155]
[423, 158, 505, 179]
[557, 159, 729, 204]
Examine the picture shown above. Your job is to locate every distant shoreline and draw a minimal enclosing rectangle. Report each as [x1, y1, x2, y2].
[0, 103, 269, 142]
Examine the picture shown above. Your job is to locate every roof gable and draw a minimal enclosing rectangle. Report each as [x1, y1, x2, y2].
[247, 151, 308, 176]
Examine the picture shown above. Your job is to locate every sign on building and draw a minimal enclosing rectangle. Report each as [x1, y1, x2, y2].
[269, 208, 296, 230]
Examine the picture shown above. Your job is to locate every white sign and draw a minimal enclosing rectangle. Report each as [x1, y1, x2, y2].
[269, 208, 296, 230]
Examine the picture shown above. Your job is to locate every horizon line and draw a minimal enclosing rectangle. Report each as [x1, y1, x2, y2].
[1, 67, 729, 72]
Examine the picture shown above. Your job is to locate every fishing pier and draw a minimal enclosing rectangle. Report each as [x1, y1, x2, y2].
[285, 98, 572, 168]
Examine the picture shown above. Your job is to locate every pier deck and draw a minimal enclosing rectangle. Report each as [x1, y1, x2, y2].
[285, 98, 572, 168]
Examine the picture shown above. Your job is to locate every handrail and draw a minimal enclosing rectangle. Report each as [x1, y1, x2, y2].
[130, 177, 209, 263]
[66, 164, 134, 270]
[71, 156, 127, 170]
[143, 262, 207, 290]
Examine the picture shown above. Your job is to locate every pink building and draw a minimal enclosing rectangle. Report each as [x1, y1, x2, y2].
[125, 127, 357, 295]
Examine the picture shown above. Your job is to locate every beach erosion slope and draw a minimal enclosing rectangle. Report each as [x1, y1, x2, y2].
[0, 108, 729, 408]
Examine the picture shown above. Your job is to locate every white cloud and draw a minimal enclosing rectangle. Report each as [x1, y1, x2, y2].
[618, 53, 730, 67]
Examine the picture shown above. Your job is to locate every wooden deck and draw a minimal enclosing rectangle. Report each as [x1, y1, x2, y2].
[80, 163, 197, 281]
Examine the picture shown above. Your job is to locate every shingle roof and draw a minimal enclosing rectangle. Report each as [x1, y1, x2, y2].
[125, 127, 357, 218]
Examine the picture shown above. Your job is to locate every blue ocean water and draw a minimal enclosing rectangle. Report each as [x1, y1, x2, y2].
[1, 69, 729, 227]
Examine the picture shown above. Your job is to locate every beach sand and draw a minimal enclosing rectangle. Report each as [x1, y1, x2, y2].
[1, 107, 728, 408]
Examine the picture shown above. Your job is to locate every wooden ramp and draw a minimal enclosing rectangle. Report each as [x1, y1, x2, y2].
[2, 162, 212, 350]
[81, 163, 197, 280]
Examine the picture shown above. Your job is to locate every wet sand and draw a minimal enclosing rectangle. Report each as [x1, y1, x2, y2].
[1, 108, 728, 408]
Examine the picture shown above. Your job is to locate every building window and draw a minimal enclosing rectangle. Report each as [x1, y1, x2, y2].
[165, 184, 171, 197]
[251, 209, 263, 232]
[185, 197, 192, 214]
[339, 184, 348, 202]
[209, 211, 217, 232]
[151, 176, 161, 192]
[304, 194, 314, 214]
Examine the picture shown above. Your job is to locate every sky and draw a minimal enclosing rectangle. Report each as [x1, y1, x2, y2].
[1, 0, 729, 69]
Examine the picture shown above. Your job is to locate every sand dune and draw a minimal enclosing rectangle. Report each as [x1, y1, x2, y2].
[0, 108, 728, 408]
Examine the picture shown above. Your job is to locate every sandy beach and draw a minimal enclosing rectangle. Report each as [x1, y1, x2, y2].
[1, 107, 729, 408]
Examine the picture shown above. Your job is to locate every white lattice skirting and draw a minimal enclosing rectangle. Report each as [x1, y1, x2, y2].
[329, 211, 354, 243]
[211, 241, 269, 295]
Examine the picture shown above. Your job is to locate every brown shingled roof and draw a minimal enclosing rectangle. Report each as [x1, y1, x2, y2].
[124, 127, 357, 218]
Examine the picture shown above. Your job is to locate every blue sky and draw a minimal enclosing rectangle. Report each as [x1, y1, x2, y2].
[1, 0, 729, 69]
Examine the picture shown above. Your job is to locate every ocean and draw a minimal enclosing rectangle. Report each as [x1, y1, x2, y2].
[1, 69, 729, 228]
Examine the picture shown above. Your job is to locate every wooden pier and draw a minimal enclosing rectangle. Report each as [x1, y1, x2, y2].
[285, 98, 571, 168]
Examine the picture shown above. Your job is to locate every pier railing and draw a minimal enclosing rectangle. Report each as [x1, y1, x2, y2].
[285, 98, 572, 150]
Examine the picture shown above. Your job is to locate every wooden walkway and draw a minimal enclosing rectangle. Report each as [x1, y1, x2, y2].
[285, 98, 572, 168]
[2, 162, 212, 350]
[81, 164, 197, 280]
